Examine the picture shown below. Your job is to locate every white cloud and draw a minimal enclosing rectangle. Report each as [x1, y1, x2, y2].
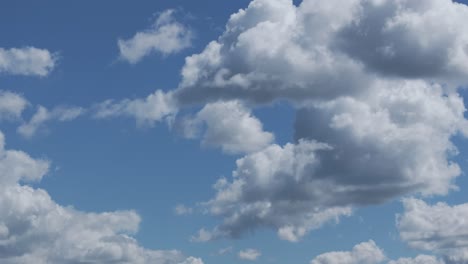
[398, 198, 468, 263]
[388, 255, 444, 264]
[0, 91, 28, 120]
[179, 100, 274, 154]
[0, 47, 56, 76]
[238, 249, 261, 261]
[94, 90, 177, 126]
[0, 130, 203, 264]
[118, 9, 193, 64]
[18, 105, 84, 138]
[310, 240, 386, 264]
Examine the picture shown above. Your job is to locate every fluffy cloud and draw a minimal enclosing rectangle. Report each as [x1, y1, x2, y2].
[199, 80, 467, 241]
[310, 240, 386, 264]
[118, 9, 193, 64]
[388, 255, 444, 264]
[178, 100, 274, 154]
[18, 105, 84, 138]
[238, 249, 261, 261]
[95, 0, 468, 243]
[398, 198, 468, 263]
[0, 47, 56, 76]
[0, 131, 202, 264]
[175, 0, 468, 105]
[0, 91, 28, 120]
[309, 241, 443, 264]
[94, 90, 177, 126]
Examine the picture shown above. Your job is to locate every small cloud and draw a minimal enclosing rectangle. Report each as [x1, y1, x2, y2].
[238, 249, 261, 261]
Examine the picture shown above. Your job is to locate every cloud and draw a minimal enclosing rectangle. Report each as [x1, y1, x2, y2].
[0, 47, 56, 76]
[174, 204, 193, 216]
[310, 240, 386, 264]
[18, 105, 84, 138]
[0, 91, 28, 121]
[309, 241, 443, 264]
[94, 90, 177, 126]
[95, 0, 468, 243]
[238, 249, 261, 261]
[0, 130, 203, 264]
[118, 9, 193, 64]
[388, 255, 444, 264]
[178, 100, 274, 154]
[174, 0, 468, 105]
[398, 198, 468, 264]
[198, 80, 467, 242]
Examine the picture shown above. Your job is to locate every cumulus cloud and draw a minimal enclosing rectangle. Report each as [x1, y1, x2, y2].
[0, 47, 56, 76]
[179, 100, 274, 154]
[0, 130, 202, 264]
[238, 249, 261, 261]
[388, 255, 444, 264]
[94, 90, 177, 126]
[398, 198, 468, 263]
[18, 105, 84, 138]
[309, 241, 443, 264]
[95, 0, 468, 243]
[118, 9, 193, 64]
[310, 240, 386, 264]
[0, 91, 28, 120]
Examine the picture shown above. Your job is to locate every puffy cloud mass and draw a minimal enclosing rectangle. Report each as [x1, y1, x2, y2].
[178, 100, 274, 154]
[238, 249, 261, 261]
[118, 9, 193, 64]
[0, 131, 202, 264]
[98, 0, 468, 243]
[309, 240, 442, 264]
[18, 105, 85, 138]
[0, 91, 28, 120]
[0, 47, 56, 76]
[310, 240, 386, 264]
[398, 198, 468, 264]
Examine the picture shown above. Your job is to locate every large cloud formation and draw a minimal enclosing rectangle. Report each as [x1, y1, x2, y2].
[0, 131, 202, 264]
[398, 199, 468, 263]
[95, 0, 468, 243]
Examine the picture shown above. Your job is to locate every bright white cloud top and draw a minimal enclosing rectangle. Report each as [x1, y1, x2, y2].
[118, 9, 193, 64]
[238, 248, 261, 261]
[0, 91, 28, 120]
[0, 47, 56, 76]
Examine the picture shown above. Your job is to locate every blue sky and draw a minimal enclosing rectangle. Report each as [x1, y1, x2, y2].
[2, 1, 468, 264]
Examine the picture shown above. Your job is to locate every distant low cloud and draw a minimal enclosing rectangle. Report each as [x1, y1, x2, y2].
[0, 130, 203, 264]
[18, 105, 84, 138]
[94, 90, 177, 126]
[0, 91, 28, 120]
[238, 249, 261, 261]
[0, 47, 56, 76]
[118, 9, 193, 64]
[310, 240, 385, 264]
[310, 240, 442, 264]
[398, 198, 468, 264]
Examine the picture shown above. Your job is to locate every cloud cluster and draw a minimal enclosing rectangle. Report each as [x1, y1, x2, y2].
[309, 240, 442, 264]
[118, 9, 193, 64]
[0, 47, 56, 76]
[178, 0, 468, 241]
[398, 199, 468, 263]
[0, 131, 202, 264]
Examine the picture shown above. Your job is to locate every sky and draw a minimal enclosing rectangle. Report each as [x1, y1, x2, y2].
[2, 0, 468, 263]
